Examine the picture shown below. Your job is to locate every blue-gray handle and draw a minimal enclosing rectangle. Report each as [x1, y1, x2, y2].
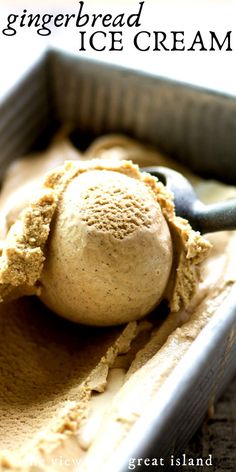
[142, 166, 236, 234]
[188, 199, 236, 234]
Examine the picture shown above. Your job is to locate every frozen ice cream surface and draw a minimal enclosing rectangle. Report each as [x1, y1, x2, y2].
[40, 169, 173, 325]
[0, 130, 81, 240]
[0, 155, 210, 325]
[0, 134, 235, 472]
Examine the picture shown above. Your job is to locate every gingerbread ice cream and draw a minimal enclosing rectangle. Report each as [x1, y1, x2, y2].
[0, 148, 210, 326]
[0, 134, 235, 472]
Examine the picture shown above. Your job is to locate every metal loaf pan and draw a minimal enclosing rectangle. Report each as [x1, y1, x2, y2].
[0, 48, 236, 471]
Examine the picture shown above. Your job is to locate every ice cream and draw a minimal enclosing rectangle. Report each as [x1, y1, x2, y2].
[0, 129, 81, 240]
[0, 150, 210, 326]
[40, 168, 173, 326]
[0, 133, 235, 472]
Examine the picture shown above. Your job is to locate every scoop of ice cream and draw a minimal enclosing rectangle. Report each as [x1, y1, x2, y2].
[0, 155, 211, 324]
[39, 169, 173, 326]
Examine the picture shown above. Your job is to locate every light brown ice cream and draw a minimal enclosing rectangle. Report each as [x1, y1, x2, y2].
[0, 296, 138, 470]
[40, 168, 173, 325]
[0, 156, 210, 326]
[0, 134, 235, 472]
[0, 129, 81, 240]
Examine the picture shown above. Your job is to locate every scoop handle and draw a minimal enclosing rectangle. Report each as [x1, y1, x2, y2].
[141, 166, 236, 234]
[192, 200, 236, 234]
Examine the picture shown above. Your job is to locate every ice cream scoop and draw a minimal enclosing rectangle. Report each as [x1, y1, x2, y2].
[0, 157, 211, 326]
[143, 166, 236, 233]
[40, 169, 173, 326]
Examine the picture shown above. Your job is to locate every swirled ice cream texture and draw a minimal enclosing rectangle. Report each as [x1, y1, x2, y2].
[0, 134, 235, 472]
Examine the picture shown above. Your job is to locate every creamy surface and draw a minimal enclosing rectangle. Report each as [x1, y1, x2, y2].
[78, 180, 236, 472]
[0, 129, 81, 240]
[0, 134, 235, 472]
